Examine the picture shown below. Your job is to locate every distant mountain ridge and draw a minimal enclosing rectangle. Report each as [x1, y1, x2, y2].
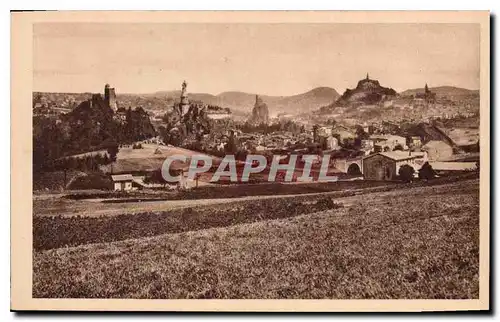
[400, 86, 479, 99]
[151, 87, 340, 116]
[34, 84, 478, 121]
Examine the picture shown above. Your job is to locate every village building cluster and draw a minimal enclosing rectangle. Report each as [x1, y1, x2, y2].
[31, 78, 478, 191]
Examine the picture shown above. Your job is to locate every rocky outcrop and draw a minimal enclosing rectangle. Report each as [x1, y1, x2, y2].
[249, 95, 269, 124]
[335, 74, 397, 106]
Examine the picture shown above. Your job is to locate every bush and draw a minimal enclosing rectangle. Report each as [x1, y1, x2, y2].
[398, 164, 415, 183]
[418, 162, 436, 180]
[67, 173, 113, 190]
[106, 144, 119, 162]
[315, 197, 335, 209]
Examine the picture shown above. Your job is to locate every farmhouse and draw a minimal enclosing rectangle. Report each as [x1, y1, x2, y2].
[362, 151, 427, 181]
[111, 174, 134, 191]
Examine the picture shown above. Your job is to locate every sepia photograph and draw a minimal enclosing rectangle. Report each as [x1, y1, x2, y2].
[10, 11, 490, 312]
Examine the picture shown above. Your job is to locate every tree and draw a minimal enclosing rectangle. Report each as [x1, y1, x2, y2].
[106, 143, 119, 162]
[312, 124, 320, 143]
[418, 161, 436, 180]
[225, 131, 238, 154]
[102, 154, 110, 165]
[355, 125, 369, 140]
[144, 169, 168, 187]
[399, 164, 415, 183]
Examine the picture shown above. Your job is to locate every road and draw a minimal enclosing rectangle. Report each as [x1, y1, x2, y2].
[32, 179, 478, 218]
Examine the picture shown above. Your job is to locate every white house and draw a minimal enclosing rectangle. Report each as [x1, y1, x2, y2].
[111, 174, 134, 191]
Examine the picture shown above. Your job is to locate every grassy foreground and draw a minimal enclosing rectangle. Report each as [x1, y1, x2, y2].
[33, 196, 341, 250]
[33, 179, 479, 299]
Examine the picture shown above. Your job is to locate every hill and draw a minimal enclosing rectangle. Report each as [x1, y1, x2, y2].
[33, 94, 156, 172]
[154, 87, 340, 116]
[34, 87, 340, 118]
[334, 75, 397, 107]
[400, 86, 479, 100]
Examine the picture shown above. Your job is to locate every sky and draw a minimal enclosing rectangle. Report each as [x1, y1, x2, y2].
[33, 23, 480, 96]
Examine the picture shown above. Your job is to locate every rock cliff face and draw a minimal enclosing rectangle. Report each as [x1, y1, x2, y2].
[335, 75, 397, 106]
[249, 95, 270, 124]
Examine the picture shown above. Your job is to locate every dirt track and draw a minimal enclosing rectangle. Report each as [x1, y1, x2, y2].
[33, 179, 478, 218]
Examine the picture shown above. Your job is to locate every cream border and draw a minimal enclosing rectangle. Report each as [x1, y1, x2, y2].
[11, 11, 490, 312]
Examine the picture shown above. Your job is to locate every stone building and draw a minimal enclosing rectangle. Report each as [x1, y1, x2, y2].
[414, 83, 436, 105]
[370, 134, 408, 152]
[104, 83, 117, 111]
[362, 151, 427, 181]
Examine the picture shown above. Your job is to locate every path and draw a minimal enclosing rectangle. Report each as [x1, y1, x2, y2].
[33, 179, 478, 218]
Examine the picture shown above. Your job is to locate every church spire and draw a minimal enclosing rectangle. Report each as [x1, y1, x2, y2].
[366, 73, 369, 80]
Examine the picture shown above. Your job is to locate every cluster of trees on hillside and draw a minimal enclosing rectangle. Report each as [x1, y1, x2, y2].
[51, 153, 113, 172]
[33, 95, 156, 172]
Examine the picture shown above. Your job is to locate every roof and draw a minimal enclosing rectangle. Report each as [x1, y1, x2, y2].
[429, 162, 477, 171]
[335, 130, 356, 138]
[364, 151, 426, 162]
[111, 174, 134, 182]
[423, 140, 452, 148]
[370, 134, 406, 142]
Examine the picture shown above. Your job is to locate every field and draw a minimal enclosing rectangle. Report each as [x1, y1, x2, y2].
[33, 176, 479, 299]
[99, 144, 219, 174]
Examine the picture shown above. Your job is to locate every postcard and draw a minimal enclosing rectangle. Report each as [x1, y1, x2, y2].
[11, 10, 490, 312]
